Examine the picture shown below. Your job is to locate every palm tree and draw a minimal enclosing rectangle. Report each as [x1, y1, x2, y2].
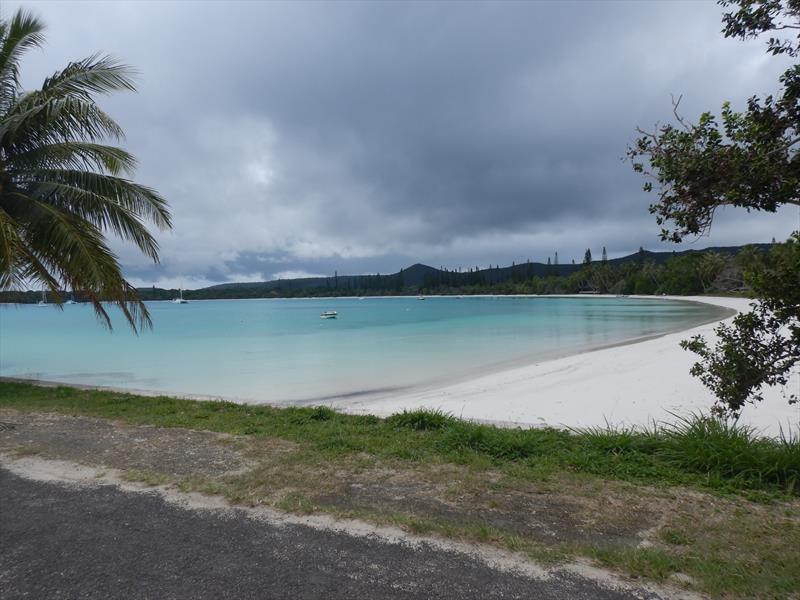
[0, 9, 171, 330]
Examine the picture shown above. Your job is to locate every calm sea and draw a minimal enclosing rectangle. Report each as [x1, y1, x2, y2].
[0, 296, 724, 403]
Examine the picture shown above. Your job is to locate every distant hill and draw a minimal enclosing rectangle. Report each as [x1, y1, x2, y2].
[189, 243, 771, 295]
[0, 243, 774, 303]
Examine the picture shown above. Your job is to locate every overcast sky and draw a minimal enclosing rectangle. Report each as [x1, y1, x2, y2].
[8, 0, 800, 287]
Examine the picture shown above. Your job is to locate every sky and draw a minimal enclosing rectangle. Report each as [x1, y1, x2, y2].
[7, 0, 800, 288]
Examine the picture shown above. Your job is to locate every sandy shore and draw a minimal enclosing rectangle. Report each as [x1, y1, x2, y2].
[329, 296, 800, 436]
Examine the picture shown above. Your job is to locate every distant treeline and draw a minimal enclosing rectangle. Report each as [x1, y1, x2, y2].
[1, 243, 779, 304]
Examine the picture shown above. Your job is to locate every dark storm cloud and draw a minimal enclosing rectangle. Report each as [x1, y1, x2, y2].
[7, 0, 799, 287]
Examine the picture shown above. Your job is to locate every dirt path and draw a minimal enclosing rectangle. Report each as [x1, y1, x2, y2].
[0, 409, 658, 551]
[1, 455, 692, 600]
[2, 408, 797, 599]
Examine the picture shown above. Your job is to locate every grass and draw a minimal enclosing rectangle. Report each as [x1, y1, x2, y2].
[0, 381, 797, 498]
[121, 468, 170, 487]
[592, 508, 800, 599]
[1, 380, 799, 598]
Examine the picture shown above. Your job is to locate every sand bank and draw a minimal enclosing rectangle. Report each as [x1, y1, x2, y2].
[329, 296, 800, 436]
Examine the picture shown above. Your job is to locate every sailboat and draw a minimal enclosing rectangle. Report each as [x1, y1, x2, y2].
[37, 290, 47, 306]
[171, 288, 188, 304]
[65, 291, 77, 305]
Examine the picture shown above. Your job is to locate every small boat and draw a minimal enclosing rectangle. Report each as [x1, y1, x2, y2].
[320, 310, 338, 319]
[37, 290, 47, 306]
[171, 289, 188, 304]
[417, 295, 425, 300]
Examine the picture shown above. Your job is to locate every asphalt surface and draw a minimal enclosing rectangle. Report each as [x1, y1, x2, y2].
[0, 468, 668, 599]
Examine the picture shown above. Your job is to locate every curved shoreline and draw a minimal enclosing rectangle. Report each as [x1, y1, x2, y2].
[1, 295, 728, 406]
[280, 296, 734, 406]
[324, 295, 799, 436]
[2, 296, 796, 434]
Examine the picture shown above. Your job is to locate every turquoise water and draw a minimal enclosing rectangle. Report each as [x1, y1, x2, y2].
[0, 296, 724, 403]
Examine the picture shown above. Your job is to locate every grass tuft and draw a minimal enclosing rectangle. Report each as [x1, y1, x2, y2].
[308, 406, 336, 422]
[386, 409, 456, 431]
[658, 413, 800, 494]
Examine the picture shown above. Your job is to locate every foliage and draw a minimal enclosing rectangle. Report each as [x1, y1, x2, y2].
[681, 234, 800, 414]
[0, 9, 170, 330]
[664, 412, 800, 493]
[386, 409, 456, 431]
[2, 381, 799, 498]
[629, 1, 800, 243]
[630, 0, 800, 414]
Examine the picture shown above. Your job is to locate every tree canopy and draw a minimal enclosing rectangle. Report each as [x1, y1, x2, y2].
[0, 9, 171, 330]
[629, 1, 800, 244]
[630, 0, 800, 415]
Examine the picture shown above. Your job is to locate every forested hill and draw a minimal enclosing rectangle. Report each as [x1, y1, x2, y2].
[0, 243, 775, 303]
[183, 243, 771, 297]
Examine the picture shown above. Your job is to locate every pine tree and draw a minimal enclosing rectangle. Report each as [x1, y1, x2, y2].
[583, 248, 592, 264]
[602, 246, 608, 263]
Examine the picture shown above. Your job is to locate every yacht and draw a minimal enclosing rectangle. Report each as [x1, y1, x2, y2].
[171, 289, 188, 304]
[37, 290, 47, 306]
[320, 310, 338, 319]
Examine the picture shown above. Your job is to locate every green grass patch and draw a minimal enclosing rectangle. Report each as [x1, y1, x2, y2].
[0, 380, 798, 498]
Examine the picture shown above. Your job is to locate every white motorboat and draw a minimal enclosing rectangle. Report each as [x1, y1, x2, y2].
[171, 289, 188, 304]
[320, 310, 338, 319]
[417, 295, 425, 300]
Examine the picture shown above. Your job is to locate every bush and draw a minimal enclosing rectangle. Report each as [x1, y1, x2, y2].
[386, 409, 456, 431]
[658, 414, 800, 493]
[438, 423, 571, 460]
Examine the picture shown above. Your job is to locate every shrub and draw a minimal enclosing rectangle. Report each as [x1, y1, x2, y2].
[386, 409, 456, 431]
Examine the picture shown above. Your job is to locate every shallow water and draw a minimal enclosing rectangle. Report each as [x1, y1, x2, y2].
[0, 296, 725, 403]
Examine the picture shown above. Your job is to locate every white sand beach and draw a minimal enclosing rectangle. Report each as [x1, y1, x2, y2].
[331, 296, 800, 436]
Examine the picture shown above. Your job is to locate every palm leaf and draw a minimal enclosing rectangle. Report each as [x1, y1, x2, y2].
[0, 8, 171, 332]
[0, 10, 45, 111]
[6, 142, 137, 175]
[18, 169, 172, 229]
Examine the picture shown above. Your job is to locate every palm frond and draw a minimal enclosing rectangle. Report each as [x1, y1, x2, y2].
[17, 169, 172, 230]
[0, 206, 25, 289]
[0, 9, 45, 111]
[24, 180, 161, 260]
[0, 9, 169, 332]
[8, 142, 137, 176]
[39, 54, 137, 99]
[1, 95, 125, 147]
[6, 190, 152, 331]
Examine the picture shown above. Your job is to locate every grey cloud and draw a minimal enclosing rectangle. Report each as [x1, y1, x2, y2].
[8, 0, 799, 287]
